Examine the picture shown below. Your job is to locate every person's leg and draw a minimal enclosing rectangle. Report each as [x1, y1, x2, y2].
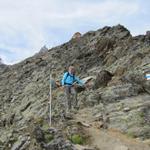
[71, 87, 78, 108]
[64, 86, 71, 112]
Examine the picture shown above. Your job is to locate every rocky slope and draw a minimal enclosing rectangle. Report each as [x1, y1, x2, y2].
[0, 24, 150, 150]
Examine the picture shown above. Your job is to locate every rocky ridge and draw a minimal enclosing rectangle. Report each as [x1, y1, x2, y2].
[0, 24, 150, 150]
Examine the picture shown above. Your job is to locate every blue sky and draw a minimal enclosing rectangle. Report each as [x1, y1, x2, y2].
[0, 0, 149, 64]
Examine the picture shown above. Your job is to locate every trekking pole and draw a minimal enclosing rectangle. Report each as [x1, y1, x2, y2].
[49, 73, 52, 126]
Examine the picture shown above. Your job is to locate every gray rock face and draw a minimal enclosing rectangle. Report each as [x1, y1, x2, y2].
[0, 24, 150, 149]
[34, 126, 45, 143]
[33, 127, 76, 150]
[92, 94, 150, 139]
[11, 136, 30, 150]
[46, 139, 75, 150]
[100, 83, 144, 102]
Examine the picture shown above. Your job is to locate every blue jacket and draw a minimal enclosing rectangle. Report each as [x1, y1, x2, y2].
[61, 72, 84, 86]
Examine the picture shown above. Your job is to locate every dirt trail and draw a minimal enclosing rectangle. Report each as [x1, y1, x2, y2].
[74, 108, 150, 150]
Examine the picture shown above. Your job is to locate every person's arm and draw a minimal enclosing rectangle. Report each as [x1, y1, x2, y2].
[61, 72, 68, 86]
[74, 76, 84, 86]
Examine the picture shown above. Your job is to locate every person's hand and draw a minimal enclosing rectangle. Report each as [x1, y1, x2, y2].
[60, 86, 65, 90]
[84, 83, 90, 89]
[73, 84, 78, 88]
[56, 81, 61, 87]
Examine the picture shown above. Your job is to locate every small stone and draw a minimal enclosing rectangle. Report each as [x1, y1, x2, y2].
[94, 121, 104, 129]
[77, 121, 90, 128]
[48, 127, 58, 134]
[123, 107, 130, 112]
[74, 144, 95, 150]
[115, 145, 129, 150]
[64, 113, 74, 120]
[94, 113, 103, 121]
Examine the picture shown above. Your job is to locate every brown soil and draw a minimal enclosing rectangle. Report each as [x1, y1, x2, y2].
[74, 108, 150, 150]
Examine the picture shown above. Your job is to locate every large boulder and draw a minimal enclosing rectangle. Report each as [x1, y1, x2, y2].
[123, 71, 150, 94]
[93, 70, 113, 89]
[100, 83, 144, 102]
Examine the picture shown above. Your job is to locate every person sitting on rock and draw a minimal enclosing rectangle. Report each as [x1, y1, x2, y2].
[61, 66, 84, 113]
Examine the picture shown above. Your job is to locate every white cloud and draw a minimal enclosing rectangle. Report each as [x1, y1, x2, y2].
[0, 0, 149, 64]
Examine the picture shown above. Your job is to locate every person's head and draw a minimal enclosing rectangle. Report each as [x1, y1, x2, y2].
[68, 66, 75, 75]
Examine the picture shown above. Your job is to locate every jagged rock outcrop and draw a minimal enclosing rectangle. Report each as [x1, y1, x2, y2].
[39, 45, 49, 53]
[72, 32, 82, 39]
[0, 57, 5, 67]
[0, 24, 150, 150]
[0, 58, 8, 74]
